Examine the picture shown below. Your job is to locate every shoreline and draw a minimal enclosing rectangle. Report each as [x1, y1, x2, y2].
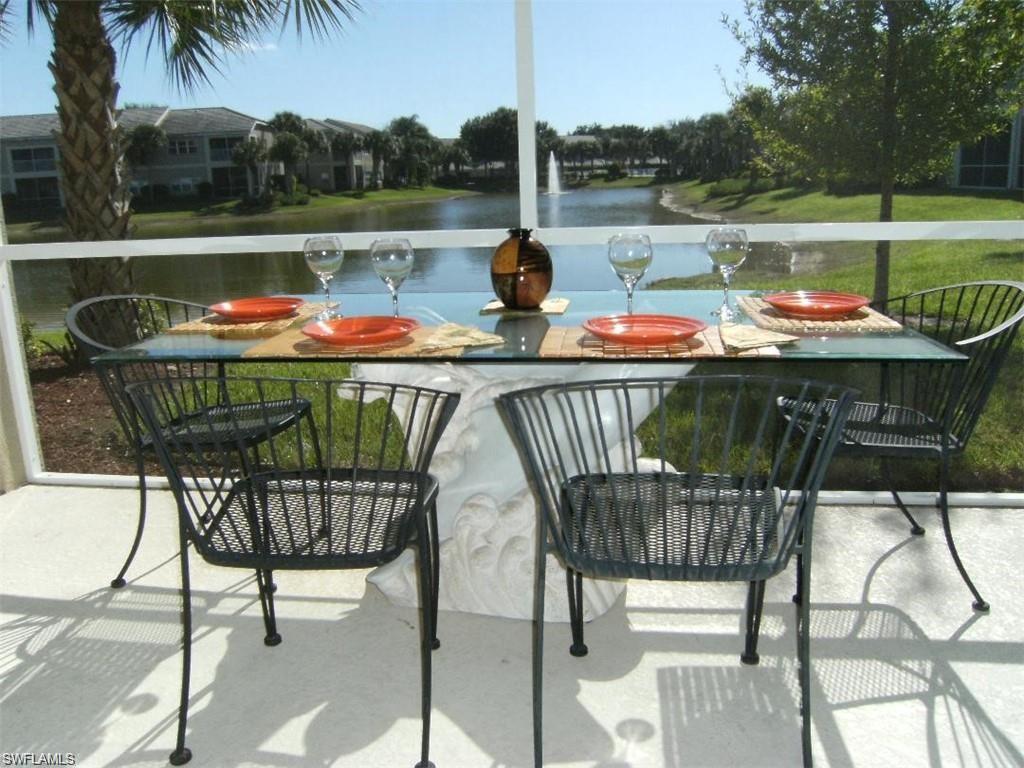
[658, 187, 725, 222]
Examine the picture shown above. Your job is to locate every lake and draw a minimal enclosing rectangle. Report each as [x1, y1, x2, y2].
[12, 185, 812, 329]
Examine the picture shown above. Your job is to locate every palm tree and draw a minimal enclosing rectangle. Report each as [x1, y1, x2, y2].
[124, 123, 167, 202]
[231, 137, 269, 196]
[329, 130, 363, 190]
[268, 132, 307, 194]
[0, 0, 361, 301]
[365, 129, 397, 188]
[300, 125, 328, 189]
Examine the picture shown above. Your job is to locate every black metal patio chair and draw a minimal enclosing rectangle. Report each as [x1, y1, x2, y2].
[126, 373, 459, 767]
[498, 375, 856, 768]
[67, 294, 312, 589]
[781, 281, 1024, 612]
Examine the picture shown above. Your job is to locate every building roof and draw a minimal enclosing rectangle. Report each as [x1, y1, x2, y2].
[158, 107, 265, 135]
[562, 134, 600, 146]
[0, 107, 374, 142]
[304, 118, 336, 134]
[120, 107, 170, 130]
[0, 107, 168, 141]
[0, 113, 61, 140]
[323, 118, 375, 136]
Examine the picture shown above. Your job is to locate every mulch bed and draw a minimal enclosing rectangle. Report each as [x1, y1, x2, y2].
[29, 354, 139, 475]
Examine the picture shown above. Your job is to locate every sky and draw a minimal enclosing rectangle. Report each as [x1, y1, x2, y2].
[0, 0, 763, 138]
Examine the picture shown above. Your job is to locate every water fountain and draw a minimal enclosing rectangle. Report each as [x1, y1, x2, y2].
[545, 150, 564, 195]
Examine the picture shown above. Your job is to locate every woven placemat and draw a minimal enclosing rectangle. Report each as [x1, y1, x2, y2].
[166, 302, 325, 339]
[539, 325, 780, 359]
[480, 297, 570, 315]
[737, 296, 902, 333]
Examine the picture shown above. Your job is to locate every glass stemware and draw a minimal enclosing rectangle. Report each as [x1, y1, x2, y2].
[705, 227, 748, 322]
[607, 233, 653, 314]
[370, 237, 415, 316]
[303, 235, 344, 320]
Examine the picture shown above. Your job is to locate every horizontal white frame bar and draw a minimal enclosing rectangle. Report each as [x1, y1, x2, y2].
[25, 471, 1024, 508]
[31, 471, 170, 490]
[2, 220, 1020, 261]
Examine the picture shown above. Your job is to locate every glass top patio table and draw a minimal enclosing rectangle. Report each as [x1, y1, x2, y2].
[96, 289, 968, 364]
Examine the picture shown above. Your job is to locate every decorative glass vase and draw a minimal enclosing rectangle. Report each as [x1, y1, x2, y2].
[490, 228, 553, 310]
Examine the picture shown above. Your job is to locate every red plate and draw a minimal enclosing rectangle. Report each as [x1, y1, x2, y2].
[302, 316, 420, 346]
[763, 291, 870, 320]
[583, 314, 708, 346]
[209, 296, 304, 322]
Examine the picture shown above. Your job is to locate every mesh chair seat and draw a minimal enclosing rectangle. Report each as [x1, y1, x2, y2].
[147, 399, 312, 450]
[202, 469, 438, 570]
[560, 472, 782, 581]
[780, 397, 958, 455]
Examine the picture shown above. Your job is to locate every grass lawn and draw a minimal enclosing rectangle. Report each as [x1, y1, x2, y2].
[5, 185, 478, 243]
[666, 179, 1024, 222]
[655, 181, 1023, 492]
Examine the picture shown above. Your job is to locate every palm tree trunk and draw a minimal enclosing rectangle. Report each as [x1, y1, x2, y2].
[50, 0, 134, 300]
[874, 0, 903, 305]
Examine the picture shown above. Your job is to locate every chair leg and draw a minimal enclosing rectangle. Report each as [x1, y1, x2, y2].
[742, 580, 766, 665]
[414, 520, 436, 768]
[428, 502, 441, 650]
[534, 520, 548, 768]
[882, 459, 925, 536]
[567, 568, 588, 658]
[256, 569, 281, 646]
[797, 550, 813, 767]
[792, 530, 804, 606]
[937, 453, 989, 612]
[170, 523, 194, 766]
[111, 453, 148, 589]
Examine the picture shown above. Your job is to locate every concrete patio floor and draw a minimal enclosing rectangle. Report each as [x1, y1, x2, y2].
[1, 484, 1021, 767]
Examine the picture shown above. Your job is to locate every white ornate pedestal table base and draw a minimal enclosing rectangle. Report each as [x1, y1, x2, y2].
[355, 361, 690, 622]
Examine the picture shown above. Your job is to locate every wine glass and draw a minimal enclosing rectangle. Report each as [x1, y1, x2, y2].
[608, 233, 653, 314]
[303, 235, 344, 320]
[370, 238, 415, 316]
[705, 227, 748, 322]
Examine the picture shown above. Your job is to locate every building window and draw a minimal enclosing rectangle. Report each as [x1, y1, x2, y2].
[168, 139, 198, 156]
[11, 146, 56, 173]
[14, 176, 60, 201]
[209, 136, 243, 162]
[958, 128, 1011, 188]
[211, 166, 248, 197]
[169, 178, 196, 195]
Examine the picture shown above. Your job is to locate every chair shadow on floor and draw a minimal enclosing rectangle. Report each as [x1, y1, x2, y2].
[1, 544, 1021, 768]
[650, 536, 1023, 768]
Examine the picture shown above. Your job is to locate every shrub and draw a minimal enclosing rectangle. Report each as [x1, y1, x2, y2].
[605, 163, 625, 181]
[197, 181, 214, 200]
[309, 187, 322, 197]
[278, 191, 311, 206]
[151, 184, 171, 202]
[653, 168, 674, 181]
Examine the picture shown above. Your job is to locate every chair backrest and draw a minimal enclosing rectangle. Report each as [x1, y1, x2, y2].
[498, 376, 856, 581]
[66, 294, 209, 357]
[66, 296, 215, 451]
[126, 373, 460, 559]
[879, 281, 1024, 445]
